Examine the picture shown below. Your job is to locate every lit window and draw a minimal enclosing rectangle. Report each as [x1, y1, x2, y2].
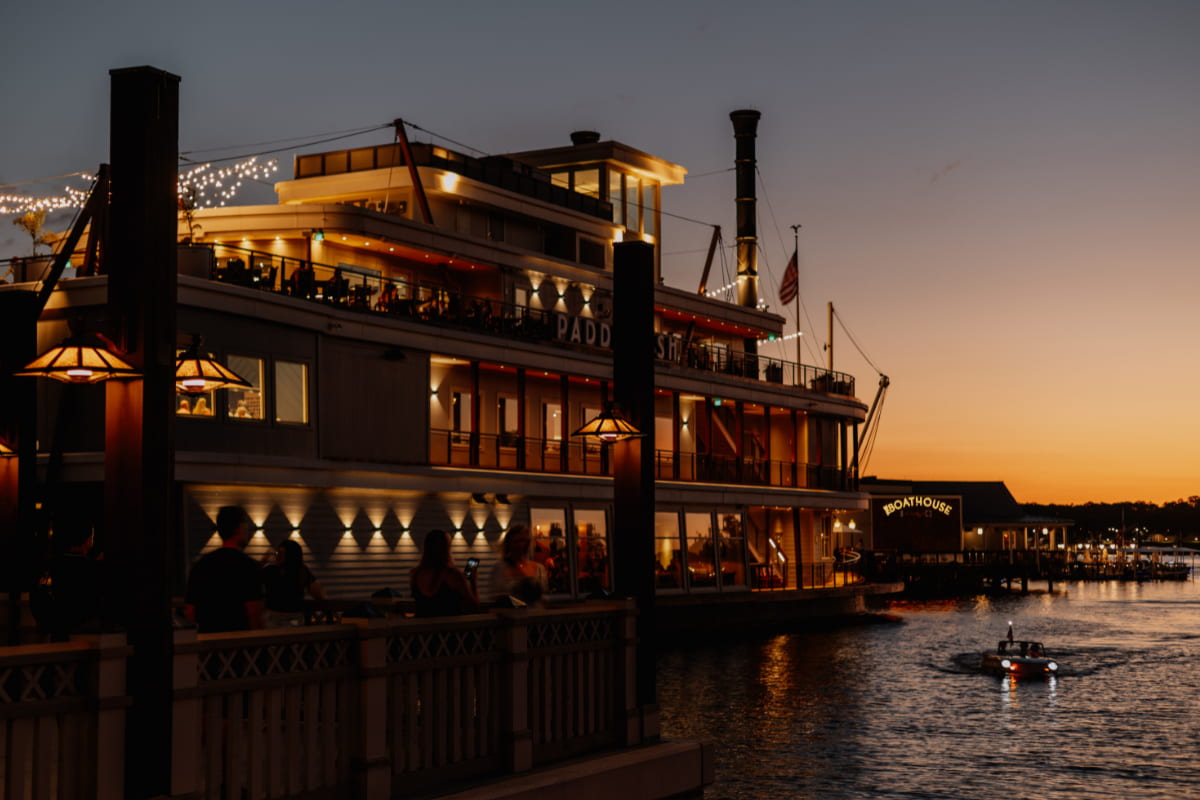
[226, 355, 265, 420]
[275, 361, 308, 424]
[452, 391, 473, 444]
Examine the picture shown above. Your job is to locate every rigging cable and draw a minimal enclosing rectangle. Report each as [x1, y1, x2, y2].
[859, 394, 886, 473]
[179, 123, 392, 158]
[833, 306, 884, 377]
[177, 123, 393, 165]
[831, 305, 889, 473]
[0, 170, 93, 191]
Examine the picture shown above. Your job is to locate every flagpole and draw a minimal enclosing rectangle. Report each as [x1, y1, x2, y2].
[790, 224, 801, 370]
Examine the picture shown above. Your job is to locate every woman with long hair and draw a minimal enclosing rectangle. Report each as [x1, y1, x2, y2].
[261, 539, 326, 627]
[410, 529, 479, 617]
[486, 524, 548, 605]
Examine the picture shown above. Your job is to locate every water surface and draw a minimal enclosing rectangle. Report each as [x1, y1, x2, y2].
[658, 580, 1200, 799]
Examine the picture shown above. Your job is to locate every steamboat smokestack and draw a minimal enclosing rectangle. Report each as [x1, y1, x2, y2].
[730, 109, 761, 349]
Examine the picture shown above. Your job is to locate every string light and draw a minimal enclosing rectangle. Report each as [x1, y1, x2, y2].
[759, 331, 803, 344]
[1, 157, 277, 217]
[178, 157, 278, 209]
[0, 181, 90, 215]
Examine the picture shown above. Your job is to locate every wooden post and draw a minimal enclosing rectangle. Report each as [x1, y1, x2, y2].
[170, 628, 200, 798]
[354, 619, 392, 800]
[0, 290, 41, 645]
[612, 241, 658, 742]
[618, 598, 641, 746]
[84, 633, 130, 800]
[498, 609, 533, 773]
[105, 65, 180, 799]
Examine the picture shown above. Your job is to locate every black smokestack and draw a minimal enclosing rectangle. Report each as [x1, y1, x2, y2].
[730, 110, 760, 313]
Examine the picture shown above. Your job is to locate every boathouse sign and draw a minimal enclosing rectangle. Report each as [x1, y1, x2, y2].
[882, 496, 955, 517]
[554, 312, 683, 361]
[872, 494, 963, 552]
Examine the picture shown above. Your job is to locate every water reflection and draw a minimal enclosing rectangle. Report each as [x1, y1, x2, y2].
[659, 581, 1200, 800]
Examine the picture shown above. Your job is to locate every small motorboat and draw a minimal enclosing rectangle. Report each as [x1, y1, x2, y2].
[981, 624, 1059, 677]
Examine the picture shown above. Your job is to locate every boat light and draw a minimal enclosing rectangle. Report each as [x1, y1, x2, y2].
[1000, 659, 1012, 670]
[1048, 661, 1058, 672]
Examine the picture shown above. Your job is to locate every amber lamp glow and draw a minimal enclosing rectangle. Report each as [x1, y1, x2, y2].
[570, 404, 644, 443]
[15, 335, 141, 384]
[174, 335, 252, 394]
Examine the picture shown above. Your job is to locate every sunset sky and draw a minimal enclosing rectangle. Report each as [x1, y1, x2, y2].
[2, 1, 1197, 504]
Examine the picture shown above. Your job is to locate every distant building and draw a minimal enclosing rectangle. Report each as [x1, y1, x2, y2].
[851, 479, 1074, 552]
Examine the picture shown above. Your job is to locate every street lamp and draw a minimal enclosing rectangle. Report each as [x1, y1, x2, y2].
[571, 403, 644, 444]
[15, 333, 141, 384]
[174, 335, 252, 393]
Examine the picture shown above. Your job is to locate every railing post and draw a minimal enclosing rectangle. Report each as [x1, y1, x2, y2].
[87, 633, 130, 800]
[618, 599, 644, 746]
[353, 619, 392, 800]
[498, 610, 533, 773]
[170, 628, 200, 799]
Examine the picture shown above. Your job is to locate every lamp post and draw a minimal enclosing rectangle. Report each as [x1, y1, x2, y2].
[572, 240, 658, 743]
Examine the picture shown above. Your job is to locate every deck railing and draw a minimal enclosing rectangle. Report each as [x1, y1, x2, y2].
[1, 602, 637, 800]
[1, 239, 857, 398]
[429, 428, 855, 491]
[0, 635, 128, 800]
[172, 242, 855, 397]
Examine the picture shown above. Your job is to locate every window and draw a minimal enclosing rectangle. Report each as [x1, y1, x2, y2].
[452, 391, 472, 444]
[498, 395, 519, 447]
[275, 361, 308, 424]
[718, 513, 747, 588]
[176, 390, 213, 417]
[581, 405, 602, 455]
[578, 237, 605, 269]
[487, 212, 505, 242]
[625, 175, 640, 233]
[655, 511, 683, 590]
[573, 168, 600, 199]
[643, 183, 657, 237]
[685, 511, 716, 588]
[543, 402, 562, 453]
[531, 508, 569, 594]
[655, 415, 674, 451]
[609, 172, 623, 226]
[226, 355, 265, 420]
[575, 509, 609, 595]
[175, 346, 214, 417]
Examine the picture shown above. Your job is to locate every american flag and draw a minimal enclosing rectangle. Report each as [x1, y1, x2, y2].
[779, 249, 798, 306]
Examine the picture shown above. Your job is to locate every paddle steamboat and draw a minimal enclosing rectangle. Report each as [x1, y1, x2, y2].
[12, 110, 889, 621]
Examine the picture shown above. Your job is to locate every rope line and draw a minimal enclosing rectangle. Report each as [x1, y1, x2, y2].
[833, 307, 884, 376]
[179, 123, 391, 157]
[177, 124, 392, 166]
[0, 170, 93, 191]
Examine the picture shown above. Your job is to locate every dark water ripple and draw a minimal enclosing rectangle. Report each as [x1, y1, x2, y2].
[658, 580, 1200, 800]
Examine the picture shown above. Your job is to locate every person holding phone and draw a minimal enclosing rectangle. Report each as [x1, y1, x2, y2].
[410, 529, 479, 617]
[487, 524, 548, 606]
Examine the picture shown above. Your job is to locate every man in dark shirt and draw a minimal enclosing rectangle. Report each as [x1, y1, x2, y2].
[184, 505, 264, 633]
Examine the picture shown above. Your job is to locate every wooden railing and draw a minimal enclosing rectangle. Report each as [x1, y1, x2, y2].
[0, 635, 129, 800]
[1, 602, 638, 800]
